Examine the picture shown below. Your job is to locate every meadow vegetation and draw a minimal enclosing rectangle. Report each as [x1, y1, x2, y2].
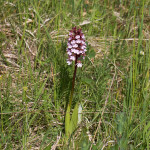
[0, 0, 150, 149]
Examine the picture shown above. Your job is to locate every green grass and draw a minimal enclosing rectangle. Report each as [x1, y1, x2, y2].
[0, 0, 150, 149]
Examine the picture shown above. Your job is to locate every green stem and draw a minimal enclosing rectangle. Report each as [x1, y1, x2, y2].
[69, 55, 78, 107]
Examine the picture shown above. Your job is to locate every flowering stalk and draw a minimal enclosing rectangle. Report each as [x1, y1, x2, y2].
[65, 27, 87, 138]
[66, 27, 87, 67]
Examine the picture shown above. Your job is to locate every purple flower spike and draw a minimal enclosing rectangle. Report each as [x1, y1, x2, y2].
[66, 27, 87, 67]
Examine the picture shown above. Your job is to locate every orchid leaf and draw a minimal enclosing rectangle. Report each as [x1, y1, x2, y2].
[65, 105, 71, 139]
[70, 102, 79, 134]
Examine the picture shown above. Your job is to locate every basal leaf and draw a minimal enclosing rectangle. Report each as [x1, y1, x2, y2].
[65, 105, 71, 139]
[70, 103, 79, 134]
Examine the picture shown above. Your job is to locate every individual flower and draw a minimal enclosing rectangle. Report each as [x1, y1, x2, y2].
[76, 39, 81, 44]
[70, 56, 76, 61]
[67, 51, 72, 56]
[67, 59, 72, 65]
[77, 61, 82, 67]
[66, 27, 87, 67]
[75, 35, 80, 39]
[72, 44, 78, 48]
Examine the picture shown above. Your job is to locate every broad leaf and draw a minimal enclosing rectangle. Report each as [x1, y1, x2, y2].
[65, 105, 71, 139]
[70, 103, 79, 134]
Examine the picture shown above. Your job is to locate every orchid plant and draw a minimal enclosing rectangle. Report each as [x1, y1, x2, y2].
[65, 27, 87, 139]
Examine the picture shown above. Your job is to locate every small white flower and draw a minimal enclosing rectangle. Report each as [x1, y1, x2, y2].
[70, 56, 75, 60]
[77, 62, 82, 67]
[80, 51, 84, 54]
[68, 37, 72, 41]
[71, 40, 76, 45]
[82, 35, 85, 39]
[67, 60, 72, 65]
[68, 44, 72, 49]
[76, 50, 80, 54]
[81, 45, 86, 49]
[73, 49, 77, 53]
[67, 51, 72, 55]
[74, 50, 80, 54]
[79, 50, 82, 54]
[76, 39, 81, 43]
[73, 44, 78, 48]
[81, 41, 86, 45]
[69, 32, 73, 36]
[75, 35, 80, 39]
[71, 48, 75, 52]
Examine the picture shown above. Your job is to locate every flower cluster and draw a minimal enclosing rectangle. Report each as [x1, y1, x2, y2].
[66, 27, 87, 67]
